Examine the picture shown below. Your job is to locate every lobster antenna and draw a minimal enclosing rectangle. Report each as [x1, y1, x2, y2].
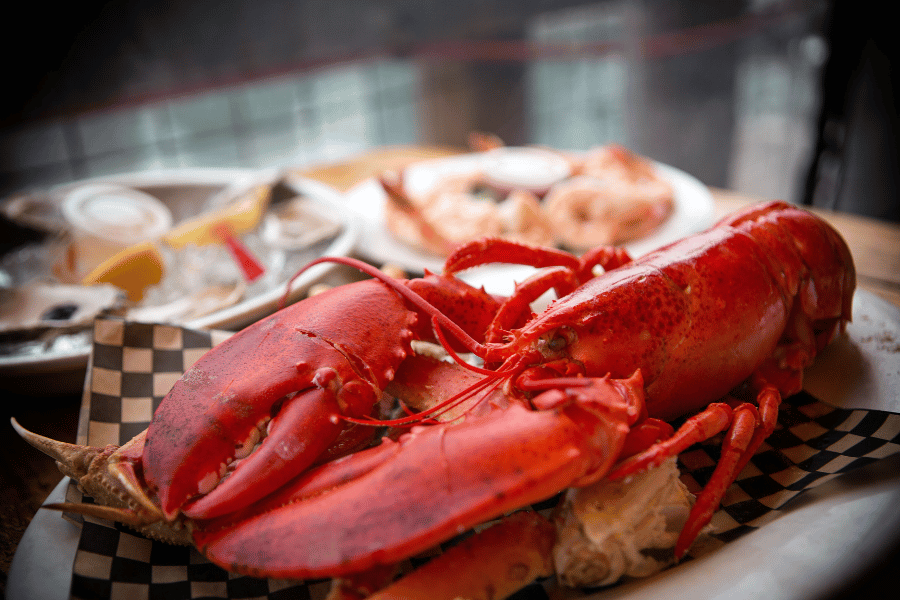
[342, 368, 503, 427]
[417, 376, 504, 424]
[287, 256, 489, 358]
[429, 316, 505, 377]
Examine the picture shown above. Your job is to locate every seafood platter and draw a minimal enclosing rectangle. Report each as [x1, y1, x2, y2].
[344, 141, 716, 280]
[0, 168, 358, 390]
[9, 190, 900, 599]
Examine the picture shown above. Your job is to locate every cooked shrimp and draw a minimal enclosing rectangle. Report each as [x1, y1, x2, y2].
[382, 144, 673, 256]
[381, 171, 457, 256]
[542, 144, 674, 250]
[382, 171, 503, 256]
[497, 189, 555, 247]
[468, 131, 505, 152]
[580, 143, 663, 183]
[543, 174, 673, 250]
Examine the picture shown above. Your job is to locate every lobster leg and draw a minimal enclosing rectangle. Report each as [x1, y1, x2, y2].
[486, 266, 580, 343]
[608, 397, 773, 559]
[577, 245, 632, 276]
[735, 384, 782, 475]
[677, 385, 782, 553]
[607, 403, 735, 479]
[444, 237, 581, 274]
[674, 403, 760, 558]
[445, 237, 631, 282]
[443, 239, 632, 345]
[607, 401, 743, 558]
[619, 417, 676, 459]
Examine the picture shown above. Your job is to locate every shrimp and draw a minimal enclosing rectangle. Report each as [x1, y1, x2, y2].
[382, 143, 673, 256]
[382, 171, 553, 255]
[543, 145, 674, 250]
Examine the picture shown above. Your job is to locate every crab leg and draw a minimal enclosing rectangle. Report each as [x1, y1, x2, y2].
[367, 511, 556, 600]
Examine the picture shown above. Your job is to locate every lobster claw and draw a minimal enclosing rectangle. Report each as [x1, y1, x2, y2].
[180, 385, 349, 519]
[143, 279, 422, 521]
[192, 374, 645, 579]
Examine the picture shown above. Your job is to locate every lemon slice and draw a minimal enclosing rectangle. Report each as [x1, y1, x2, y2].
[162, 185, 271, 249]
[81, 241, 165, 302]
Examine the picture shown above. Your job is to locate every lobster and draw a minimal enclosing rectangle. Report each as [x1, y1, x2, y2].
[15, 200, 854, 588]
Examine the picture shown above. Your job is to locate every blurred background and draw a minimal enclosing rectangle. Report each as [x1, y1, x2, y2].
[1, 0, 897, 221]
[0, 3, 898, 598]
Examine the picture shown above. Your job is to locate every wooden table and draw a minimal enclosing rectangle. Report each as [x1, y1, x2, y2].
[2, 145, 899, 597]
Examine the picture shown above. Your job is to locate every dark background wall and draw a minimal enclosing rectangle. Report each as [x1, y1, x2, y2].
[3, 0, 897, 221]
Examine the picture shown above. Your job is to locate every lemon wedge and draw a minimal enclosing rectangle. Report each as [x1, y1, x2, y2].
[162, 185, 271, 249]
[81, 241, 165, 302]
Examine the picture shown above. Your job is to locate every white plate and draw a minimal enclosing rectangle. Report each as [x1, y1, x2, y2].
[0, 168, 359, 382]
[7, 288, 900, 600]
[344, 152, 717, 274]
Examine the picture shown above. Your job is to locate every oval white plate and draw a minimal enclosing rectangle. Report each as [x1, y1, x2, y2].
[344, 151, 717, 275]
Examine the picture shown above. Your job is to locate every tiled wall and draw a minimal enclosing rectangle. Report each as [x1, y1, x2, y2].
[525, 1, 825, 203]
[0, 59, 418, 197]
[1, 1, 827, 209]
[527, 3, 629, 151]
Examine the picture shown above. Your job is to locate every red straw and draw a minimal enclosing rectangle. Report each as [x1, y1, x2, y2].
[212, 223, 266, 282]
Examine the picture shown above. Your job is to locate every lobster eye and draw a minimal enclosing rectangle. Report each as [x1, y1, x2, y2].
[537, 327, 575, 358]
[548, 335, 567, 351]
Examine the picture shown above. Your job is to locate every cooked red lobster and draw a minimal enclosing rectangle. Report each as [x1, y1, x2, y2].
[15, 200, 854, 586]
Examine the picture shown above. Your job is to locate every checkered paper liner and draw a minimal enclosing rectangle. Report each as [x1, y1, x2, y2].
[62, 317, 900, 600]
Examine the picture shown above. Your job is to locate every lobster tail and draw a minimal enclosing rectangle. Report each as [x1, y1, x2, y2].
[718, 200, 855, 329]
[718, 201, 855, 394]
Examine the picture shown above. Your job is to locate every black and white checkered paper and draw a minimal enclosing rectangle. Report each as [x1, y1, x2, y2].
[62, 318, 900, 600]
